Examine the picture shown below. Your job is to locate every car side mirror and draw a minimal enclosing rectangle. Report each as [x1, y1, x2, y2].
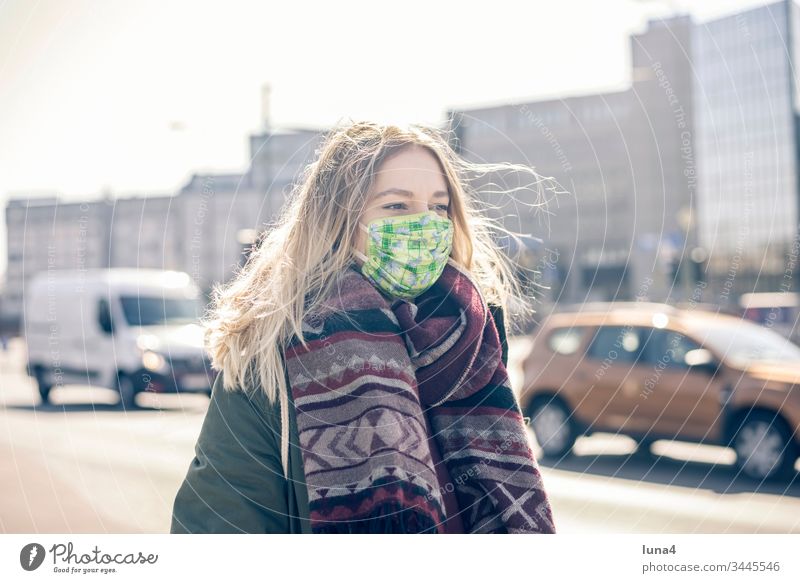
[684, 348, 719, 376]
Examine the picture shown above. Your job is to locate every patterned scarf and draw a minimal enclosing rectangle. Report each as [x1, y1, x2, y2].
[282, 259, 557, 533]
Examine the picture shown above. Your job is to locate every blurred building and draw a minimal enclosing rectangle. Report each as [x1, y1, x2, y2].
[448, 14, 696, 304]
[2, 127, 326, 330]
[249, 127, 324, 204]
[177, 127, 325, 290]
[6, 2, 800, 327]
[4, 196, 114, 327]
[450, 1, 800, 307]
[693, 0, 800, 306]
[109, 194, 182, 271]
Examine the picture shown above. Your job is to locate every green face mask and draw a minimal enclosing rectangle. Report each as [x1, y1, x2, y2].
[353, 210, 454, 300]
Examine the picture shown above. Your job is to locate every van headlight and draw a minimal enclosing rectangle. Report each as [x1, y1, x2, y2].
[137, 334, 160, 351]
[142, 350, 169, 373]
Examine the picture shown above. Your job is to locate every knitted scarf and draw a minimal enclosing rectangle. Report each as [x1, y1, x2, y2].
[282, 259, 557, 533]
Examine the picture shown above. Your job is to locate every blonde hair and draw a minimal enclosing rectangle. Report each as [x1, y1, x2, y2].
[204, 120, 563, 408]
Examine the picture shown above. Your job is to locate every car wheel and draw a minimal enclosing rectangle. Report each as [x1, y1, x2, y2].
[34, 367, 52, 404]
[528, 398, 577, 459]
[733, 411, 798, 482]
[115, 372, 138, 410]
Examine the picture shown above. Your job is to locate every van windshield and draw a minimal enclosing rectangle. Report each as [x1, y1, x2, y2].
[687, 317, 800, 366]
[120, 295, 203, 327]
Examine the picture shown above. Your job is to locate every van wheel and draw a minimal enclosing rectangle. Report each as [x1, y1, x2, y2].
[34, 367, 52, 404]
[733, 411, 798, 482]
[527, 398, 577, 459]
[115, 372, 138, 410]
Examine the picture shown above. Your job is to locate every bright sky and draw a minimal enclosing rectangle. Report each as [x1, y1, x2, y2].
[0, 0, 774, 276]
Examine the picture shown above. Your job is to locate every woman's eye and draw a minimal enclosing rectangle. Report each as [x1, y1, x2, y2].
[382, 203, 449, 212]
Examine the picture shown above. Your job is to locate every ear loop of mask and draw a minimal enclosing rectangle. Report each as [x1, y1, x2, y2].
[353, 248, 369, 263]
[353, 221, 370, 264]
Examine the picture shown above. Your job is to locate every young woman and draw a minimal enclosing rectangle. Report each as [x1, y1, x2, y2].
[170, 120, 557, 534]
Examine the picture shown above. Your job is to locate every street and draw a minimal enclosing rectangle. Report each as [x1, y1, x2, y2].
[1, 335, 799, 534]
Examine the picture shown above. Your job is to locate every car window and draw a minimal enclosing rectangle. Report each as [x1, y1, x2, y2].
[687, 317, 800, 365]
[547, 327, 586, 355]
[119, 295, 203, 326]
[586, 326, 644, 363]
[641, 329, 702, 368]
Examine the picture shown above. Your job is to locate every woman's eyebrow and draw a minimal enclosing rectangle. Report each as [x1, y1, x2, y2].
[374, 187, 450, 199]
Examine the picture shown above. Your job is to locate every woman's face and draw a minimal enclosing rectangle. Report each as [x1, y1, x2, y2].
[353, 146, 451, 262]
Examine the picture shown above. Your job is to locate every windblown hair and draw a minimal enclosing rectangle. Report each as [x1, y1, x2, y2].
[203, 119, 565, 406]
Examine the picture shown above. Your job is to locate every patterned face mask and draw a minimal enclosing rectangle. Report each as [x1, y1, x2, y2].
[352, 210, 454, 300]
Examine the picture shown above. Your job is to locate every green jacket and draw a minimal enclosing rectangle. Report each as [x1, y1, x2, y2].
[170, 305, 509, 534]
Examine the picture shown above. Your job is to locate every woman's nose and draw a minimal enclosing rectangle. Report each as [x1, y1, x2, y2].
[409, 201, 430, 214]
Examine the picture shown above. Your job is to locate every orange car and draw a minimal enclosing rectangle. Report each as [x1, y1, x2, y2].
[519, 302, 800, 482]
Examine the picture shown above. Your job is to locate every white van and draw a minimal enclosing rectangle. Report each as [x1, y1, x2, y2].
[24, 268, 217, 408]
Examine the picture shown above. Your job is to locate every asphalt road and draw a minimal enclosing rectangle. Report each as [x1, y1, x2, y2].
[1, 336, 799, 534]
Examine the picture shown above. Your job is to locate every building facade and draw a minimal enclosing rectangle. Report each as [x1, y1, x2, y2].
[449, 14, 696, 305]
[693, 0, 800, 306]
[6, 2, 800, 327]
[2, 128, 326, 329]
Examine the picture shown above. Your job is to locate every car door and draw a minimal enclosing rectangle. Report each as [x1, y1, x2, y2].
[637, 328, 726, 440]
[50, 285, 106, 387]
[582, 325, 652, 433]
